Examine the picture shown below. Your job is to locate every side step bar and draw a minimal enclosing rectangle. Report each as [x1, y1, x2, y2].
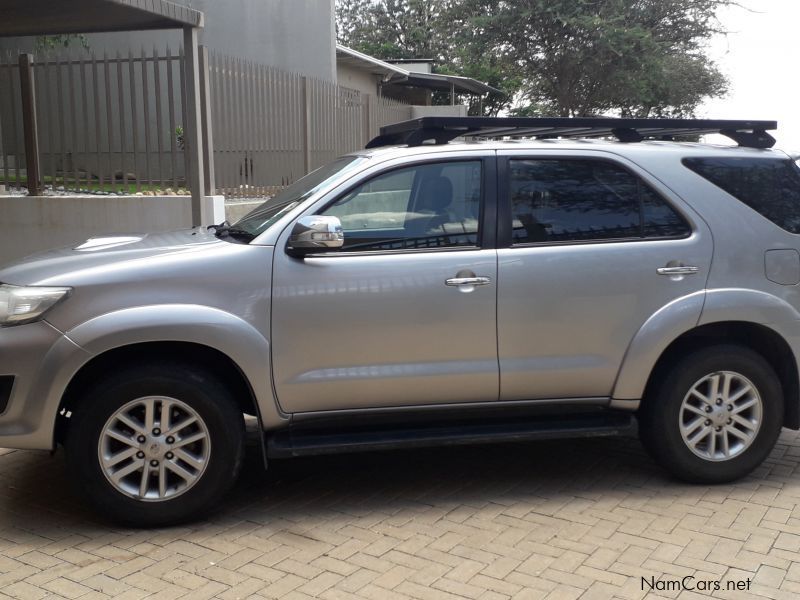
[267, 412, 637, 459]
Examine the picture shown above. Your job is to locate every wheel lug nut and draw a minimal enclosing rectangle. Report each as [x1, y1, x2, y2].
[166, 436, 174, 444]
[137, 435, 146, 443]
[705, 406, 712, 413]
[150, 459, 159, 467]
[716, 399, 723, 405]
[152, 428, 161, 436]
[166, 452, 174, 460]
[705, 419, 711, 426]
[715, 426, 722, 431]
[727, 405, 733, 411]
[727, 418, 732, 424]
[136, 451, 145, 459]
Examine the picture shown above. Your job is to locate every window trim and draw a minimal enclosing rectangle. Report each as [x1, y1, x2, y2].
[497, 155, 692, 248]
[297, 156, 497, 257]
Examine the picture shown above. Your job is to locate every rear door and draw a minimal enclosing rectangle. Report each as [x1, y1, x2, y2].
[496, 150, 713, 401]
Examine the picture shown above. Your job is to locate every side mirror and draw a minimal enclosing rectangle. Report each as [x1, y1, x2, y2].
[287, 215, 344, 257]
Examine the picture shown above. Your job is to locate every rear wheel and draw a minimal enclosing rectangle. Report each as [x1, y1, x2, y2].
[639, 344, 783, 483]
[66, 362, 244, 526]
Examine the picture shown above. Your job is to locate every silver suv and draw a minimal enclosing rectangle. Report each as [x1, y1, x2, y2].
[1, 117, 797, 525]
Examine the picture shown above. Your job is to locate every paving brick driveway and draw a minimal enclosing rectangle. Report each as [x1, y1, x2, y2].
[1, 426, 800, 600]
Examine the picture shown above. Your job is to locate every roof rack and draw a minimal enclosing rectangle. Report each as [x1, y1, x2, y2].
[365, 117, 778, 150]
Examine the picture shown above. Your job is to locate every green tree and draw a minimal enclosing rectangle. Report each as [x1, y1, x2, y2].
[336, 0, 447, 60]
[336, 0, 516, 114]
[491, 0, 730, 117]
[335, 0, 730, 118]
[34, 34, 89, 52]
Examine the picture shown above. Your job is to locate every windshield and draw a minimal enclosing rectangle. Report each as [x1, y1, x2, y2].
[232, 156, 368, 237]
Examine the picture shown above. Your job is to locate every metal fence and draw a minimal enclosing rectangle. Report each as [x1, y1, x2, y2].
[0, 48, 187, 194]
[0, 48, 413, 198]
[208, 51, 411, 197]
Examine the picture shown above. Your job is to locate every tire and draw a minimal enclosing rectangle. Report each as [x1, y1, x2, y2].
[65, 362, 245, 526]
[638, 344, 783, 484]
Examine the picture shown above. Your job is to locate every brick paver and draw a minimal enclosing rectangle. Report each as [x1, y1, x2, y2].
[1, 427, 800, 599]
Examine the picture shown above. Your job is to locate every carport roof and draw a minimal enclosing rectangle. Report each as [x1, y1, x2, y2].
[0, 0, 204, 37]
[336, 44, 504, 97]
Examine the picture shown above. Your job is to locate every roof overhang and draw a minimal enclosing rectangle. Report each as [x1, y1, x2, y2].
[0, 0, 204, 37]
[385, 72, 503, 96]
[336, 44, 503, 97]
[336, 44, 407, 79]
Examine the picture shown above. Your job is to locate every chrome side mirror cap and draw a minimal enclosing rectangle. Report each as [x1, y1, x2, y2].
[287, 215, 344, 256]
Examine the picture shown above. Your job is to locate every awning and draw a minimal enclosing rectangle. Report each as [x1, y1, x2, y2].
[385, 72, 503, 96]
[336, 44, 503, 97]
[0, 0, 204, 37]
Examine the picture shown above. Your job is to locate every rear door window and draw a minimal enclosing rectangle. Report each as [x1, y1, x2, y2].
[683, 157, 800, 233]
[508, 158, 690, 244]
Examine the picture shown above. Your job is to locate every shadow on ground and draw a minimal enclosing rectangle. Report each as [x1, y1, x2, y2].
[0, 430, 714, 530]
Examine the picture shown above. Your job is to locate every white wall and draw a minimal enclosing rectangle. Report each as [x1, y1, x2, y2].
[0, 195, 224, 266]
[336, 63, 379, 96]
[411, 105, 469, 118]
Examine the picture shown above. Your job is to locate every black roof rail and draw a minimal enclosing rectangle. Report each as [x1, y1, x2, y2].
[365, 117, 778, 150]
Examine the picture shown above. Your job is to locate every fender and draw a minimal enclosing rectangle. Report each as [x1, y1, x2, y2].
[700, 289, 800, 386]
[699, 288, 800, 326]
[611, 291, 705, 406]
[61, 304, 287, 429]
[613, 288, 800, 406]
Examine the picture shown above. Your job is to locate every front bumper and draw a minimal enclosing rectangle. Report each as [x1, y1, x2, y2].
[0, 321, 88, 449]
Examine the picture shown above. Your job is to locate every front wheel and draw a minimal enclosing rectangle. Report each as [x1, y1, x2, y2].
[639, 344, 783, 483]
[65, 363, 245, 526]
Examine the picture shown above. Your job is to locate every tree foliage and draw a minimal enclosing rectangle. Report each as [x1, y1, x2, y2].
[34, 34, 89, 52]
[336, 0, 731, 117]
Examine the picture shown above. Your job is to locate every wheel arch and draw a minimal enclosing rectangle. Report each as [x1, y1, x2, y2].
[52, 304, 288, 447]
[55, 340, 262, 445]
[637, 321, 800, 430]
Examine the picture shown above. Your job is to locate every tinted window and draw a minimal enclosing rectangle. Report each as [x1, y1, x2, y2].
[683, 157, 800, 233]
[322, 161, 482, 251]
[509, 159, 689, 244]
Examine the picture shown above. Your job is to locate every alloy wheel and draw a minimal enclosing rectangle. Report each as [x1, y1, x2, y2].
[679, 371, 763, 462]
[97, 396, 211, 501]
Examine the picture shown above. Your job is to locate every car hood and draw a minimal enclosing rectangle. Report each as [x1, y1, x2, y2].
[0, 228, 231, 286]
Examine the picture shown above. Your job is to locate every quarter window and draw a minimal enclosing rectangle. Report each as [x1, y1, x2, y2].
[683, 157, 800, 234]
[509, 159, 690, 244]
[322, 161, 482, 251]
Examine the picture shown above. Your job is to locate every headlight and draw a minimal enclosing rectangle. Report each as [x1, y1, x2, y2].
[0, 284, 72, 327]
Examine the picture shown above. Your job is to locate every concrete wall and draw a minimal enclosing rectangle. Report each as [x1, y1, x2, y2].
[0, 195, 225, 266]
[411, 105, 469, 118]
[0, 0, 336, 81]
[336, 63, 379, 96]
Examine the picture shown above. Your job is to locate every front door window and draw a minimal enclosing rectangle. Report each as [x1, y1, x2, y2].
[321, 160, 483, 251]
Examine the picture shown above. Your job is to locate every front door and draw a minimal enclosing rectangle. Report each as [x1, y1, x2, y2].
[496, 151, 713, 400]
[271, 156, 499, 413]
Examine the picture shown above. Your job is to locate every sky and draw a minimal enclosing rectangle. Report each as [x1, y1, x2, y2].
[700, 0, 800, 150]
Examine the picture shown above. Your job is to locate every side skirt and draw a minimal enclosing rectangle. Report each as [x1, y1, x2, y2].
[266, 407, 637, 459]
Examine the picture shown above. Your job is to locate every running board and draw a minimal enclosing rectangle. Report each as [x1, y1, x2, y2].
[266, 412, 637, 458]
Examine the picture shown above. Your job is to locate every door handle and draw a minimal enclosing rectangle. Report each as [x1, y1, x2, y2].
[657, 265, 699, 276]
[445, 276, 492, 287]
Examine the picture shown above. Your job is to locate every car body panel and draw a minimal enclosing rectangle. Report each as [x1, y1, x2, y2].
[271, 248, 499, 412]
